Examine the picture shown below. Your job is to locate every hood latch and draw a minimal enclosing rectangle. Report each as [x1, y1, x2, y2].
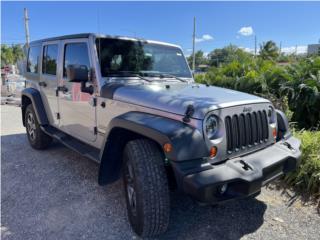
[182, 104, 195, 123]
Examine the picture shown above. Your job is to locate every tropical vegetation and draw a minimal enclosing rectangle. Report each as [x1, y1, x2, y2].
[1, 44, 24, 67]
[286, 130, 320, 197]
[193, 42, 320, 130]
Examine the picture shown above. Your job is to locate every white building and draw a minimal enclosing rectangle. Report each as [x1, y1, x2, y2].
[307, 44, 320, 55]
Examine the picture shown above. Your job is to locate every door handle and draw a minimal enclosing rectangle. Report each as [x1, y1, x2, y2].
[39, 81, 47, 87]
[56, 86, 69, 96]
[61, 86, 68, 93]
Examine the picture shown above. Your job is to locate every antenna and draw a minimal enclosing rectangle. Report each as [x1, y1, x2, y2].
[24, 8, 30, 47]
[97, 7, 101, 34]
[97, 7, 102, 67]
[192, 17, 196, 71]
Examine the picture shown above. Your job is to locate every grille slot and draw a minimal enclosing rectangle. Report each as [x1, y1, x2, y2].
[225, 116, 232, 152]
[226, 110, 269, 153]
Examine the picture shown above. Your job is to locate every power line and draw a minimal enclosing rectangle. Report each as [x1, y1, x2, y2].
[1, 41, 25, 45]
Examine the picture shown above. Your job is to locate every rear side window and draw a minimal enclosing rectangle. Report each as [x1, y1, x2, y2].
[42, 44, 58, 75]
[63, 43, 90, 77]
[27, 46, 41, 73]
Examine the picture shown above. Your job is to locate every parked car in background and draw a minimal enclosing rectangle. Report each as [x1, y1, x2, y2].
[1, 73, 25, 105]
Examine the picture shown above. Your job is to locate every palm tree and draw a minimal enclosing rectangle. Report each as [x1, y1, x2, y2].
[259, 41, 279, 60]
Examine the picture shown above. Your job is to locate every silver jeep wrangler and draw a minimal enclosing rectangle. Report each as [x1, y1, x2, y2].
[22, 33, 301, 237]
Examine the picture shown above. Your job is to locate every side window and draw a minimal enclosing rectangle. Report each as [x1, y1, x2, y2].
[27, 46, 41, 73]
[63, 43, 90, 77]
[42, 44, 58, 75]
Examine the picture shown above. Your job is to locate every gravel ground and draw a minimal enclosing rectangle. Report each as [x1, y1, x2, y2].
[1, 105, 319, 240]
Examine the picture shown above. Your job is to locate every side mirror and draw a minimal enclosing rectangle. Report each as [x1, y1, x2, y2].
[66, 65, 94, 94]
[66, 65, 89, 83]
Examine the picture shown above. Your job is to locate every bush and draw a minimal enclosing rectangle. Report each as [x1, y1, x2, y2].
[195, 55, 320, 129]
[284, 130, 320, 197]
[281, 57, 320, 129]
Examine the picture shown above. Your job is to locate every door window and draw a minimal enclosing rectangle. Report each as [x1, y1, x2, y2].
[27, 45, 41, 73]
[63, 43, 90, 77]
[42, 44, 58, 75]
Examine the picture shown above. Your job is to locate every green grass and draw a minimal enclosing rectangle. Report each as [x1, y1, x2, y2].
[284, 130, 320, 197]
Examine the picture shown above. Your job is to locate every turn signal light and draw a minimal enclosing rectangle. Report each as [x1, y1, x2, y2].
[163, 143, 173, 153]
[272, 128, 277, 139]
[210, 146, 218, 158]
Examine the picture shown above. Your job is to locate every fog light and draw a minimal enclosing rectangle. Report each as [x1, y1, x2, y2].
[218, 183, 228, 195]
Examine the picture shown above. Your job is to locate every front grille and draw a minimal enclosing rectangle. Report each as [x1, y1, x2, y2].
[225, 110, 269, 153]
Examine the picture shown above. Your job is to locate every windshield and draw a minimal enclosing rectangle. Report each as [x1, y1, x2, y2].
[96, 38, 192, 78]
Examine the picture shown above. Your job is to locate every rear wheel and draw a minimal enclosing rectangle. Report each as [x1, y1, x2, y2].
[25, 104, 52, 149]
[122, 139, 170, 237]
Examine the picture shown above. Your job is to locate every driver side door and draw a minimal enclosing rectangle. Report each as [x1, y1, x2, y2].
[58, 39, 97, 143]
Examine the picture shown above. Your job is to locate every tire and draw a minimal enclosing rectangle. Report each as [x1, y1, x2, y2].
[122, 139, 170, 237]
[25, 104, 52, 150]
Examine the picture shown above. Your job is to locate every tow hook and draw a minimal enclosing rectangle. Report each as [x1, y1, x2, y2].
[239, 160, 253, 171]
[282, 141, 295, 151]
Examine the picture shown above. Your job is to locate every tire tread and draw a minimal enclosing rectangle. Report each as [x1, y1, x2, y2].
[25, 104, 52, 150]
[124, 139, 170, 237]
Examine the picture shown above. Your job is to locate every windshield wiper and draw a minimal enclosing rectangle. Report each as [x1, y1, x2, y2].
[159, 73, 188, 83]
[106, 71, 188, 83]
[105, 72, 152, 82]
[142, 72, 187, 82]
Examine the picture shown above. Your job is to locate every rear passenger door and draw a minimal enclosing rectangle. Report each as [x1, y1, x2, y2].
[39, 42, 60, 127]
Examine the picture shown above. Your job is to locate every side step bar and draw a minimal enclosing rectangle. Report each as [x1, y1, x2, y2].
[41, 125, 100, 163]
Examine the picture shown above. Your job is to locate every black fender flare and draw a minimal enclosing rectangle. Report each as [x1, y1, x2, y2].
[276, 109, 291, 140]
[21, 88, 49, 126]
[98, 112, 209, 185]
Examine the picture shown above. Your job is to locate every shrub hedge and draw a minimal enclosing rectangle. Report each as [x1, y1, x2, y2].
[285, 130, 320, 197]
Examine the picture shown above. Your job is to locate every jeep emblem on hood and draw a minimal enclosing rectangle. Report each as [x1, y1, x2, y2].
[243, 106, 253, 113]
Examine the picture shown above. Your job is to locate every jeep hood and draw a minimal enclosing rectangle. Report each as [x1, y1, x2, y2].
[107, 82, 270, 119]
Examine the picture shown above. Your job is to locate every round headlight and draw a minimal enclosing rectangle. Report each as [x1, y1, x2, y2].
[205, 115, 219, 139]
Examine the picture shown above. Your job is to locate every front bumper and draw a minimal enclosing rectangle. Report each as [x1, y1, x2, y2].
[172, 136, 301, 204]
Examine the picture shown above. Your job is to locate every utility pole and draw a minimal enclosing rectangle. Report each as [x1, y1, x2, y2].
[279, 41, 282, 55]
[24, 8, 30, 47]
[192, 17, 196, 71]
[254, 35, 257, 57]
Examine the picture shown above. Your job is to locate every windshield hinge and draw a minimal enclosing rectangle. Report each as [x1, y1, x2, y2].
[92, 98, 97, 107]
[182, 104, 195, 123]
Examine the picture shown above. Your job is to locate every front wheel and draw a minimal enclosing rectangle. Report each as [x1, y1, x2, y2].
[25, 104, 52, 149]
[122, 139, 170, 237]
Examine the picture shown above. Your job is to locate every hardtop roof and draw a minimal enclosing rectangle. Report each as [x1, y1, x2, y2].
[30, 33, 92, 44]
[29, 33, 181, 48]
